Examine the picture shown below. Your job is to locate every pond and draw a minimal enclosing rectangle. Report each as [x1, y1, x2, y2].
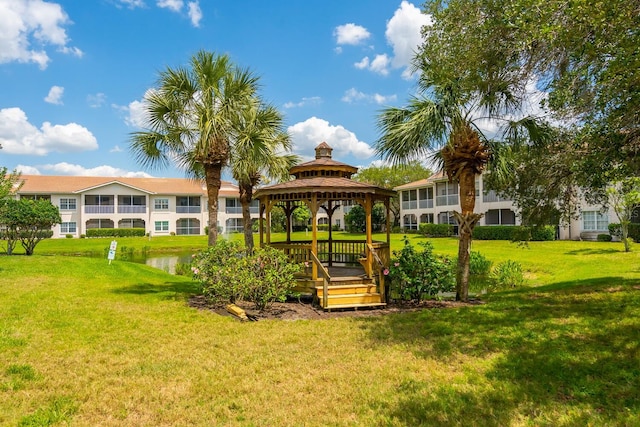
[89, 250, 195, 274]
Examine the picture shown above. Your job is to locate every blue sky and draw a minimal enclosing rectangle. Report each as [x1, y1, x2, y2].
[0, 0, 431, 179]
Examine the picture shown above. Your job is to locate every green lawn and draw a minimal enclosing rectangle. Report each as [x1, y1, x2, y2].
[1, 236, 639, 425]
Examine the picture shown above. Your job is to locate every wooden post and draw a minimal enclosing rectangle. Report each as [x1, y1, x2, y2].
[364, 194, 373, 278]
[259, 199, 265, 247]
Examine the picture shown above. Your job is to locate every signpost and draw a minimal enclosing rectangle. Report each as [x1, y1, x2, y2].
[108, 240, 117, 264]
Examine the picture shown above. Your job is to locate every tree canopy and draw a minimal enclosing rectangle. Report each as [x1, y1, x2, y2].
[0, 198, 60, 255]
[353, 161, 432, 226]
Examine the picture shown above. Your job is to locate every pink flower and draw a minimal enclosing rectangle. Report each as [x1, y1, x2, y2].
[383, 268, 389, 276]
[191, 254, 196, 258]
[304, 261, 309, 268]
[191, 267, 199, 274]
[394, 262, 400, 267]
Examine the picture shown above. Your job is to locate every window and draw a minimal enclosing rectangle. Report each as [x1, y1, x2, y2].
[418, 188, 434, 208]
[59, 198, 76, 210]
[403, 214, 418, 230]
[155, 221, 169, 232]
[401, 190, 417, 209]
[485, 209, 516, 225]
[582, 211, 608, 231]
[176, 218, 200, 235]
[436, 182, 459, 206]
[61, 222, 76, 233]
[420, 213, 434, 224]
[154, 198, 169, 210]
[118, 219, 145, 229]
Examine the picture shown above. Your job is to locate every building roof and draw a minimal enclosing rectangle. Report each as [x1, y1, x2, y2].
[16, 175, 240, 197]
[393, 170, 447, 191]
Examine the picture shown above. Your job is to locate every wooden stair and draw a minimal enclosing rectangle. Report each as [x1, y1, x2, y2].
[315, 276, 385, 310]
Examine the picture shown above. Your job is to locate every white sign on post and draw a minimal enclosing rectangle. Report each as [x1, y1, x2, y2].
[108, 240, 117, 264]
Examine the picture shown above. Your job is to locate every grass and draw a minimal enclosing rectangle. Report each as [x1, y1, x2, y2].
[1, 235, 639, 425]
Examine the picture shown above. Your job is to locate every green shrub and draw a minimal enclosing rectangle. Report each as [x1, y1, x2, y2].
[473, 226, 514, 240]
[510, 226, 532, 242]
[490, 260, 525, 291]
[597, 233, 613, 242]
[608, 223, 622, 238]
[419, 223, 453, 237]
[86, 228, 145, 238]
[388, 236, 455, 302]
[391, 226, 402, 233]
[530, 226, 556, 241]
[65, 234, 73, 239]
[629, 224, 640, 241]
[317, 224, 329, 231]
[191, 241, 302, 310]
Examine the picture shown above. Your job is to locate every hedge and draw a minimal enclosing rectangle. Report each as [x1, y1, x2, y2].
[608, 223, 640, 241]
[86, 228, 146, 238]
[419, 223, 453, 237]
[472, 225, 556, 241]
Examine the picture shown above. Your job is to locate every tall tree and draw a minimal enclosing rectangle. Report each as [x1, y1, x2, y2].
[0, 199, 60, 255]
[607, 177, 640, 253]
[419, 0, 640, 187]
[0, 167, 22, 201]
[376, 77, 547, 301]
[230, 98, 297, 252]
[353, 161, 432, 226]
[130, 50, 259, 246]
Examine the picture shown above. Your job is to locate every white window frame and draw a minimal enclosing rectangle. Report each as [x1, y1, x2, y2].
[155, 221, 169, 232]
[154, 198, 169, 210]
[61, 222, 77, 233]
[582, 210, 608, 231]
[59, 198, 76, 211]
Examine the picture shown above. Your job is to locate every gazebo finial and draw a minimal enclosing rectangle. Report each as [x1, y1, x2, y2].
[315, 142, 333, 159]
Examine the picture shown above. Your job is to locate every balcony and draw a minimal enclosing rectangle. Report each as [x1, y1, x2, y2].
[118, 206, 146, 214]
[225, 206, 259, 214]
[436, 195, 459, 206]
[85, 205, 114, 214]
[176, 206, 201, 214]
[419, 199, 434, 209]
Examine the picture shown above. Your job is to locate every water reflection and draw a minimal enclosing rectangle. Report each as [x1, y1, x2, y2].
[143, 254, 193, 274]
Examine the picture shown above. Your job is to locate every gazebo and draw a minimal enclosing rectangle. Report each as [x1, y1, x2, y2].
[253, 142, 396, 310]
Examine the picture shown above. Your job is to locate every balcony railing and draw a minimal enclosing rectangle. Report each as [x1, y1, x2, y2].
[419, 199, 434, 209]
[176, 206, 201, 214]
[118, 206, 146, 214]
[401, 201, 418, 210]
[225, 207, 259, 214]
[483, 191, 512, 203]
[436, 195, 459, 206]
[85, 205, 114, 214]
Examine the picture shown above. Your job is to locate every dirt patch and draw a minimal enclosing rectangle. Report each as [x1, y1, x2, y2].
[188, 295, 483, 321]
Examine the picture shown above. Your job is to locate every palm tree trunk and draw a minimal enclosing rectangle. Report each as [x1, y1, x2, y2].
[454, 167, 482, 302]
[204, 164, 222, 246]
[239, 183, 254, 253]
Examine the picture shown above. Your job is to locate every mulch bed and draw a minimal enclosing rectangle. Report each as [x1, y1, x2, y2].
[188, 295, 483, 321]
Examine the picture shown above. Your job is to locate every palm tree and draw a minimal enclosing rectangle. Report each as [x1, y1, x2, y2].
[376, 81, 546, 301]
[130, 50, 259, 246]
[231, 98, 298, 252]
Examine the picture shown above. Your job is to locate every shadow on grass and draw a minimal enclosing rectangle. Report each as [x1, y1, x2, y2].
[564, 248, 622, 255]
[111, 281, 199, 300]
[357, 277, 640, 425]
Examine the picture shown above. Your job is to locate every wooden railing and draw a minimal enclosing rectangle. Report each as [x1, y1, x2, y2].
[366, 243, 387, 303]
[309, 251, 331, 308]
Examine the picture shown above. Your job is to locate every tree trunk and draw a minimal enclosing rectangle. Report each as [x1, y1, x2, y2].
[239, 182, 254, 253]
[204, 163, 222, 246]
[454, 167, 481, 302]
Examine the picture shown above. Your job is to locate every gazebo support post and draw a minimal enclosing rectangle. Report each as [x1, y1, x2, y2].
[364, 194, 373, 278]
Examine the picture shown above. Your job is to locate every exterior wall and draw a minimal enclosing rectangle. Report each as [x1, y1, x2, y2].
[395, 174, 617, 240]
[18, 181, 259, 238]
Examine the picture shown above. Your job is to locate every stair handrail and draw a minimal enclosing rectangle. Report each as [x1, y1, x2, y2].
[309, 251, 331, 308]
[366, 243, 387, 303]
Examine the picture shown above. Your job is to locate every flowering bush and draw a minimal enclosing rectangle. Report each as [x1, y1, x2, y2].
[388, 236, 455, 302]
[191, 240, 302, 310]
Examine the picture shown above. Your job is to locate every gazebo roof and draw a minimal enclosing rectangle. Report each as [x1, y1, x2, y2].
[254, 142, 395, 201]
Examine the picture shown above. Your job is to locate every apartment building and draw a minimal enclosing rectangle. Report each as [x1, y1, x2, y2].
[15, 175, 259, 238]
[394, 172, 616, 240]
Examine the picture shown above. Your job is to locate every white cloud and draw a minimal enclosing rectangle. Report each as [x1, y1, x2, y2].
[157, 0, 182, 12]
[119, 99, 147, 128]
[114, 0, 145, 8]
[287, 117, 374, 159]
[283, 96, 322, 109]
[0, 0, 83, 69]
[334, 23, 371, 45]
[341, 88, 396, 105]
[87, 93, 107, 108]
[187, 1, 202, 27]
[109, 145, 123, 153]
[17, 162, 152, 177]
[385, 1, 432, 77]
[0, 107, 98, 155]
[44, 85, 64, 105]
[351, 1, 431, 78]
[354, 56, 369, 70]
[369, 54, 391, 76]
